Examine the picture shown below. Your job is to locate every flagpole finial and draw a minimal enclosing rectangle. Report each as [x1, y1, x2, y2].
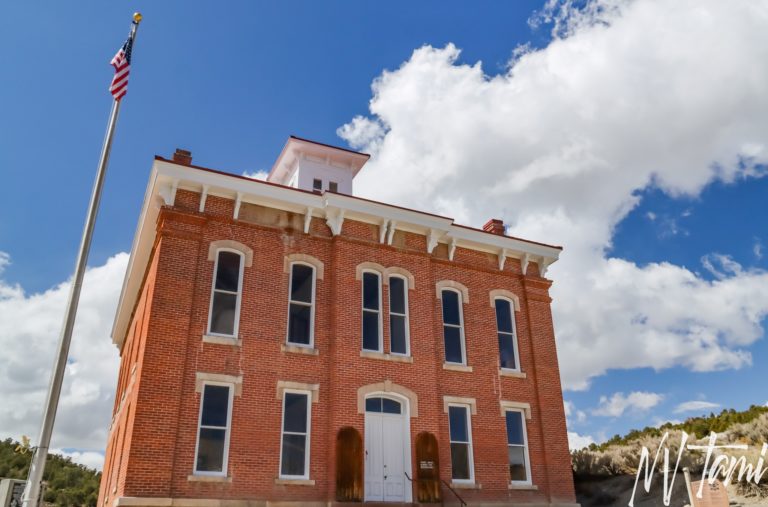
[133, 12, 143, 23]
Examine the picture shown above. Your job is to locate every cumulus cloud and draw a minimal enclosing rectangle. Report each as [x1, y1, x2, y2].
[568, 431, 595, 451]
[50, 448, 106, 472]
[564, 400, 587, 425]
[338, 0, 768, 390]
[593, 391, 663, 417]
[242, 169, 268, 180]
[673, 400, 720, 414]
[0, 252, 126, 469]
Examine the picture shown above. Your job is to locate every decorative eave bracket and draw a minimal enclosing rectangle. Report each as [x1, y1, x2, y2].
[326, 208, 345, 236]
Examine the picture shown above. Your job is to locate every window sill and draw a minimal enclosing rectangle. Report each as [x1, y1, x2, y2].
[499, 369, 526, 378]
[443, 363, 473, 372]
[202, 334, 242, 347]
[274, 478, 315, 486]
[360, 350, 413, 363]
[509, 483, 537, 490]
[450, 481, 481, 490]
[187, 474, 232, 483]
[281, 343, 319, 356]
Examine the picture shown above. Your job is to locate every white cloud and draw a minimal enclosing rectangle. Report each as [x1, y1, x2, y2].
[674, 400, 720, 414]
[50, 448, 106, 472]
[701, 253, 744, 280]
[564, 400, 587, 425]
[568, 431, 595, 451]
[242, 170, 268, 180]
[0, 252, 126, 470]
[755, 238, 764, 260]
[338, 0, 768, 390]
[593, 391, 663, 417]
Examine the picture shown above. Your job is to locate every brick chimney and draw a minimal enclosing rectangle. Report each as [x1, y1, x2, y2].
[172, 148, 192, 166]
[483, 218, 506, 236]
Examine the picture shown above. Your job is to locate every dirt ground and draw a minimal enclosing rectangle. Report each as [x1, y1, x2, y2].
[575, 474, 768, 507]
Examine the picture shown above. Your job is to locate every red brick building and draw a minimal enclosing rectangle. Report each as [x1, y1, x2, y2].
[98, 137, 577, 507]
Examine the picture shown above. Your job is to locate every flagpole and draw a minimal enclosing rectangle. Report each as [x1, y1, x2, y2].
[22, 13, 141, 507]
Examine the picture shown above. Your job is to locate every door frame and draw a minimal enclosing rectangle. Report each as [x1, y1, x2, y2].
[363, 392, 413, 503]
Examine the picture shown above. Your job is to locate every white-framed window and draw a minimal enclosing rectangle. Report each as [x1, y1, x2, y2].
[362, 271, 382, 352]
[441, 289, 466, 364]
[287, 262, 316, 347]
[312, 178, 322, 193]
[448, 404, 475, 483]
[494, 297, 519, 371]
[194, 382, 234, 475]
[388, 275, 410, 356]
[505, 409, 531, 485]
[329, 181, 338, 193]
[207, 249, 244, 337]
[279, 390, 312, 479]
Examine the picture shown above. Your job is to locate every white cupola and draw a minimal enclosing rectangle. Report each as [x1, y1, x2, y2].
[267, 136, 370, 195]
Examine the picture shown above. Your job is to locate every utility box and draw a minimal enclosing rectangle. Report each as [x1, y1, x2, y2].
[0, 479, 25, 507]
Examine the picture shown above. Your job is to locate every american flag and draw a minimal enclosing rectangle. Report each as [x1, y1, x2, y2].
[109, 32, 134, 101]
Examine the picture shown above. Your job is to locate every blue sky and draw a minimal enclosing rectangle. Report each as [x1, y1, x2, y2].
[1, 1, 767, 466]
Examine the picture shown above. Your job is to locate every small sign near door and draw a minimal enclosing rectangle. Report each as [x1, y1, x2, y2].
[689, 479, 729, 507]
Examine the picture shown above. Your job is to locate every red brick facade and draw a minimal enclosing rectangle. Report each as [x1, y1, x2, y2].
[98, 157, 577, 507]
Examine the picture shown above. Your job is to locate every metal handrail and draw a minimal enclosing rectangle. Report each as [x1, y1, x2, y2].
[403, 472, 467, 507]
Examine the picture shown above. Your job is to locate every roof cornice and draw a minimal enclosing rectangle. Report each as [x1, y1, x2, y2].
[111, 158, 562, 348]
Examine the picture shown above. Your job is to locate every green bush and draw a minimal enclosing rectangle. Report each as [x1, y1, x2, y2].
[0, 438, 101, 507]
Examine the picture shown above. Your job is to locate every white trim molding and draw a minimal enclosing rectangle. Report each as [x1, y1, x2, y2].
[194, 372, 243, 396]
[443, 396, 478, 415]
[435, 280, 469, 303]
[355, 261, 386, 280]
[489, 289, 521, 312]
[500, 400, 532, 420]
[357, 380, 418, 417]
[207, 240, 253, 267]
[283, 253, 325, 280]
[384, 266, 415, 289]
[276, 380, 320, 403]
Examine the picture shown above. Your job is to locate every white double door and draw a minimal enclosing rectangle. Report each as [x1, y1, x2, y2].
[365, 412, 407, 502]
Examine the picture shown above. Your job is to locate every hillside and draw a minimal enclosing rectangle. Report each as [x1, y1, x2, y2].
[573, 405, 768, 506]
[0, 439, 101, 506]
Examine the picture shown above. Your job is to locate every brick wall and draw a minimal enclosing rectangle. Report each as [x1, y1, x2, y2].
[98, 189, 576, 506]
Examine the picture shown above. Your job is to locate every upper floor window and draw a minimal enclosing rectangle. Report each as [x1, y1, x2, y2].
[505, 409, 531, 484]
[280, 391, 311, 479]
[362, 271, 382, 352]
[208, 250, 243, 337]
[495, 298, 519, 370]
[329, 181, 338, 193]
[312, 178, 322, 193]
[441, 289, 466, 364]
[287, 263, 316, 347]
[448, 404, 474, 483]
[194, 383, 233, 475]
[388, 275, 410, 355]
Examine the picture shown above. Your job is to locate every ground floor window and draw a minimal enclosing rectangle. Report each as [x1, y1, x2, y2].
[505, 409, 531, 483]
[194, 383, 233, 475]
[280, 390, 311, 479]
[447, 405, 474, 482]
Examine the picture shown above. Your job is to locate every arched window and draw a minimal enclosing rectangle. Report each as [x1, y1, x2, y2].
[440, 289, 466, 365]
[364, 396, 403, 414]
[287, 262, 316, 347]
[362, 271, 382, 352]
[207, 249, 244, 337]
[388, 275, 410, 356]
[494, 297, 519, 371]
